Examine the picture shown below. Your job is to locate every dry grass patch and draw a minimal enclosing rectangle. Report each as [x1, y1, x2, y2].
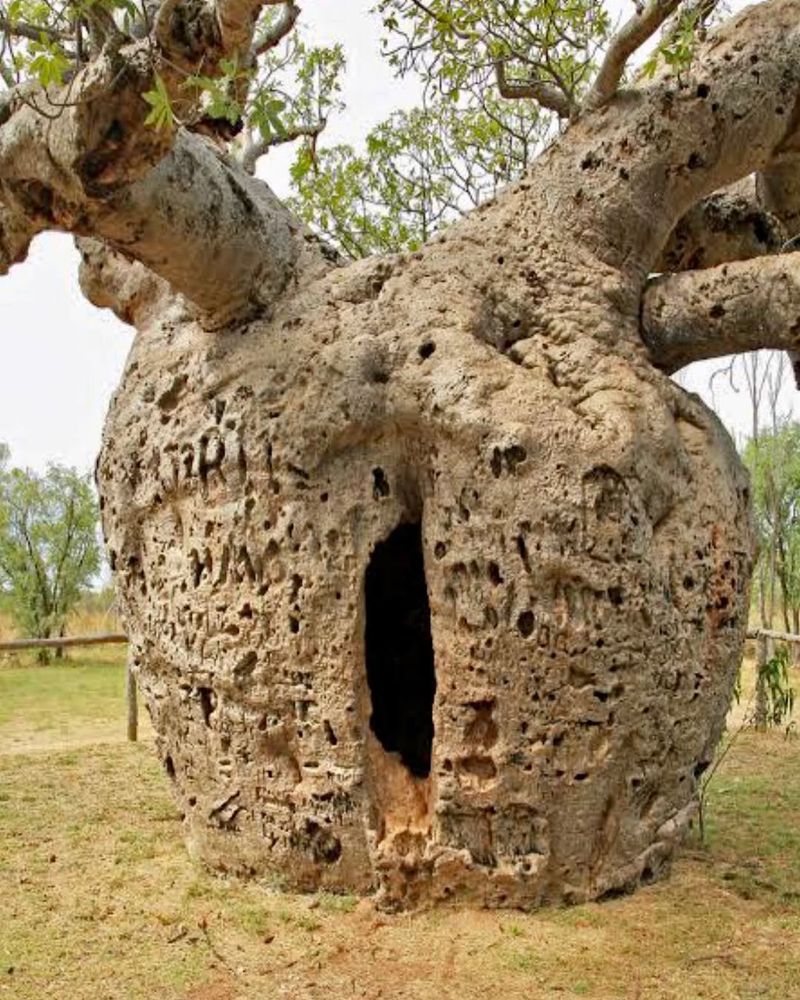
[0, 648, 151, 752]
[0, 660, 798, 999]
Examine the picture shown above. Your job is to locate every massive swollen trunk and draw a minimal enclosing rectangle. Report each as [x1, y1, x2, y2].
[94, 1, 791, 906]
[11, 0, 800, 909]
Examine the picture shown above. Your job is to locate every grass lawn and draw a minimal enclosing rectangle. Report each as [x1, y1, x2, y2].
[0, 654, 799, 999]
[0, 646, 151, 752]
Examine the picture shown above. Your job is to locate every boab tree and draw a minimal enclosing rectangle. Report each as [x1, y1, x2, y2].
[1, 0, 798, 909]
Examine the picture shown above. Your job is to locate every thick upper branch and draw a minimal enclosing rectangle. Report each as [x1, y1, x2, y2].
[656, 180, 787, 273]
[0, 10, 323, 326]
[642, 253, 800, 372]
[536, 0, 800, 288]
[216, 0, 287, 60]
[584, 0, 682, 112]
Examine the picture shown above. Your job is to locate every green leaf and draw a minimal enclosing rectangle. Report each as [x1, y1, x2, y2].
[142, 74, 174, 131]
[28, 42, 70, 89]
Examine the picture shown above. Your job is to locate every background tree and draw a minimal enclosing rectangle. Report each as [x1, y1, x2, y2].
[0, 456, 100, 658]
[289, 95, 548, 258]
[743, 420, 800, 628]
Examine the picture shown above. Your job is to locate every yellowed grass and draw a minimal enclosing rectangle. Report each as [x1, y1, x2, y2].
[0, 658, 799, 999]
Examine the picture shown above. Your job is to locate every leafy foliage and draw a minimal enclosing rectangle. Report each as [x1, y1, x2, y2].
[0, 451, 100, 653]
[242, 39, 344, 151]
[743, 421, 800, 630]
[142, 74, 175, 131]
[375, 0, 610, 109]
[289, 84, 547, 258]
[641, 6, 701, 81]
[758, 644, 796, 730]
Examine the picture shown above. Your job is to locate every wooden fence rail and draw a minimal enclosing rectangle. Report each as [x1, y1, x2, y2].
[0, 632, 137, 741]
[1, 627, 799, 745]
[0, 633, 127, 652]
[745, 628, 800, 731]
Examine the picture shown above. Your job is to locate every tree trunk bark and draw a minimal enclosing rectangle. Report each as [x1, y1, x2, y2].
[6, 0, 800, 912]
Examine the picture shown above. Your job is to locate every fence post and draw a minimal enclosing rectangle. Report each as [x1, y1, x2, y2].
[755, 633, 769, 732]
[126, 654, 138, 743]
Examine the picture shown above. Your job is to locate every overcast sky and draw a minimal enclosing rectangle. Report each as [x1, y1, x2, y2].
[0, 1, 792, 473]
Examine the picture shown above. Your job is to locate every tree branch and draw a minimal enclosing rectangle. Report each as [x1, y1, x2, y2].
[584, 0, 682, 112]
[251, 2, 299, 58]
[0, 13, 72, 45]
[0, 197, 39, 275]
[76, 237, 171, 327]
[216, 0, 287, 61]
[494, 60, 572, 119]
[0, 24, 330, 326]
[642, 253, 800, 373]
[656, 179, 787, 273]
[538, 0, 800, 284]
[239, 119, 324, 174]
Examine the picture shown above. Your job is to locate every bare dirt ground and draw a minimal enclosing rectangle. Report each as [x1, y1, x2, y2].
[0, 652, 798, 999]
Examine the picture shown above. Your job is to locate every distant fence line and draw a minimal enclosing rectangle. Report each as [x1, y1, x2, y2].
[0, 632, 137, 741]
[0, 628, 798, 745]
[746, 628, 800, 644]
[0, 633, 128, 652]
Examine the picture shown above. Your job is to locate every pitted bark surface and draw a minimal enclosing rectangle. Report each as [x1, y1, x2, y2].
[98, 170, 754, 907]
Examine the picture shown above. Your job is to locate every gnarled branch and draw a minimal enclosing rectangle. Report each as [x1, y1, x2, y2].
[0, 197, 38, 274]
[584, 0, 682, 112]
[251, 2, 300, 57]
[656, 179, 787, 273]
[216, 0, 287, 61]
[542, 0, 800, 283]
[494, 60, 572, 119]
[0, 2, 328, 327]
[642, 253, 800, 373]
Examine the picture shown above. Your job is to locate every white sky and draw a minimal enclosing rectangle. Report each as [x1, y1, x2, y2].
[0, 0, 792, 473]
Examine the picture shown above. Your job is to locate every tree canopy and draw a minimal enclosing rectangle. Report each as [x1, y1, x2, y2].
[0, 451, 100, 650]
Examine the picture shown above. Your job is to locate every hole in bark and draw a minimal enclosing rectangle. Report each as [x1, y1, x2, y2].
[198, 687, 216, 725]
[696, 83, 710, 99]
[365, 522, 436, 779]
[753, 215, 773, 244]
[372, 467, 390, 499]
[164, 755, 176, 779]
[419, 341, 436, 359]
[517, 610, 535, 638]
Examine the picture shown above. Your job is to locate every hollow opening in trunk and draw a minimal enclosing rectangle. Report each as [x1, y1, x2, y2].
[365, 521, 436, 779]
